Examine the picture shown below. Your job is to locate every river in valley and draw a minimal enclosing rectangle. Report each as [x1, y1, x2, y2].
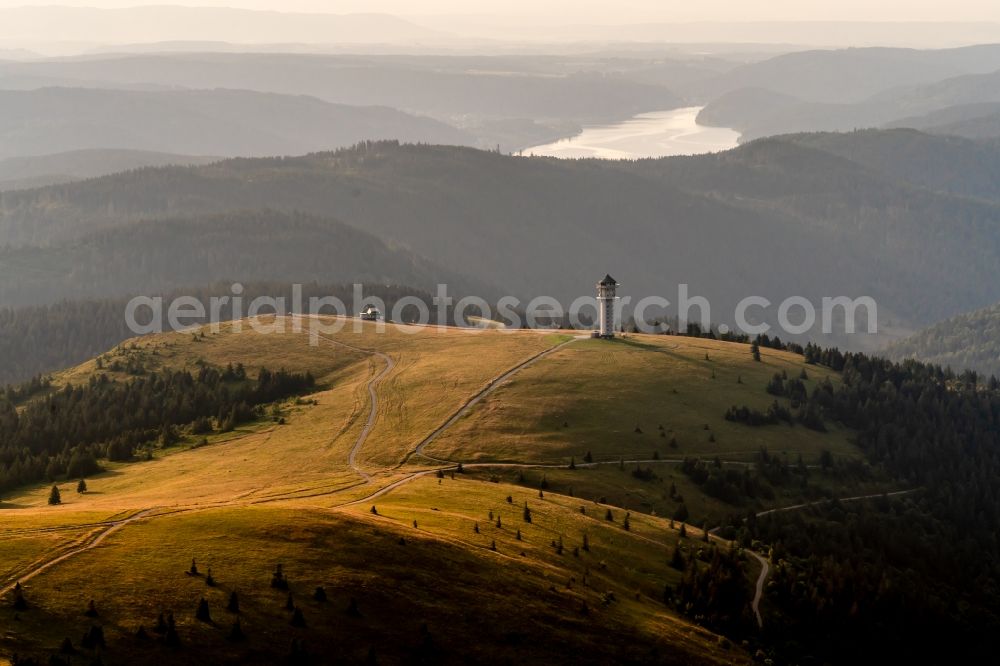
[523, 106, 740, 159]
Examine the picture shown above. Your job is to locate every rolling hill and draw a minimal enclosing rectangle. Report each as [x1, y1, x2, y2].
[0, 209, 491, 308]
[699, 66, 1000, 142]
[2, 314, 994, 662]
[0, 323, 768, 664]
[0, 149, 220, 191]
[0, 87, 475, 160]
[695, 87, 801, 131]
[0, 53, 684, 133]
[884, 301, 1000, 377]
[931, 111, 1000, 139]
[4, 136, 1000, 346]
[0, 316, 886, 664]
[690, 45, 1000, 104]
[770, 129, 1000, 202]
[696, 88, 880, 140]
[887, 102, 1000, 134]
[890, 103, 1000, 139]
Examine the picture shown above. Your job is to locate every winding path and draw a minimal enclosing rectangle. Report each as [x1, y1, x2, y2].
[746, 551, 768, 628]
[737, 487, 920, 628]
[0, 509, 156, 597]
[287, 313, 397, 480]
[754, 488, 918, 519]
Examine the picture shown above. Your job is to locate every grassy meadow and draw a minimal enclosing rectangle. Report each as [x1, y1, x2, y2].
[0, 319, 892, 664]
[425, 335, 858, 465]
[2, 493, 742, 665]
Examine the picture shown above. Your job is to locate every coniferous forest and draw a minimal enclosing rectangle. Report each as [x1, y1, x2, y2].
[713, 345, 1000, 661]
[0, 364, 314, 494]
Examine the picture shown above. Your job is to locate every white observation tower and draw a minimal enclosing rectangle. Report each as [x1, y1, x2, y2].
[595, 274, 619, 338]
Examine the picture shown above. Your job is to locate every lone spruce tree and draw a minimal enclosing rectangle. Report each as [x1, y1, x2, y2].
[12, 582, 27, 610]
[195, 597, 212, 623]
[48, 485, 62, 505]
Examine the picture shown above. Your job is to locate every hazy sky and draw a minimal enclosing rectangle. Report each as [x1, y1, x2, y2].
[1, 0, 1000, 23]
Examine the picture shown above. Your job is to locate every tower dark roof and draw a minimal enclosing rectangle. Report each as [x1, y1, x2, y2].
[598, 274, 619, 286]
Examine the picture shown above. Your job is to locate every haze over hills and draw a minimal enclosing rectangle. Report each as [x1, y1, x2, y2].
[409, 17, 1000, 49]
[698, 55, 1000, 141]
[687, 45, 1000, 103]
[776, 129, 1000, 201]
[0, 87, 475, 160]
[0, 52, 693, 153]
[0, 47, 40, 60]
[6, 44, 1000, 155]
[13, 46, 1000, 114]
[3, 5, 1000, 53]
[887, 103, 1000, 138]
[0, 6, 448, 53]
[0, 149, 220, 191]
[0, 208, 491, 308]
[0, 53, 685, 151]
[4, 131, 1000, 347]
[885, 301, 1000, 377]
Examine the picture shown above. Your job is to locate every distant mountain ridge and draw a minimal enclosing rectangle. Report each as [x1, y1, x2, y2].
[5, 133, 1000, 348]
[699, 64, 1000, 141]
[887, 103, 1000, 136]
[0, 54, 684, 128]
[777, 129, 1000, 201]
[885, 302, 1000, 377]
[925, 112, 1000, 139]
[0, 6, 446, 47]
[0, 87, 475, 160]
[0, 149, 220, 191]
[0, 209, 491, 307]
[690, 45, 1000, 104]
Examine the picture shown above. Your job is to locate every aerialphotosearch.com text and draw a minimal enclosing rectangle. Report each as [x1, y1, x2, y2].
[125, 283, 877, 344]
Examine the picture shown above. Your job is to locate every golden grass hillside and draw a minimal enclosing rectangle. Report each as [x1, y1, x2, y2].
[425, 335, 857, 466]
[1, 479, 748, 665]
[0, 318, 891, 664]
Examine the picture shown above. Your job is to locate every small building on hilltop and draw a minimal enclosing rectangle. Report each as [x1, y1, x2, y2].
[360, 305, 381, 321]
